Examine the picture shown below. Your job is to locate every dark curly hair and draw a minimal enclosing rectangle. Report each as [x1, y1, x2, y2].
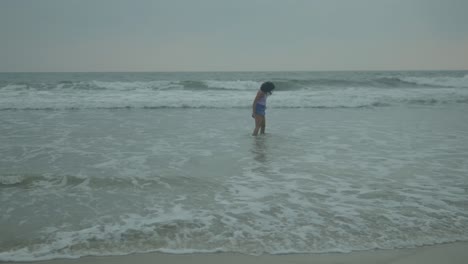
[260, 81, 275, 95]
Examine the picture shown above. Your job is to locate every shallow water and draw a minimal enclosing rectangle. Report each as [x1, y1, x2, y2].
[1, 71, 468, 261]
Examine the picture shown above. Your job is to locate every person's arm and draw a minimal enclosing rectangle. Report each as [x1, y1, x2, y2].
[252, 91, 263, 117]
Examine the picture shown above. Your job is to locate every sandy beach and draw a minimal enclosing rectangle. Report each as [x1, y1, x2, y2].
[2, 242, 466, 264]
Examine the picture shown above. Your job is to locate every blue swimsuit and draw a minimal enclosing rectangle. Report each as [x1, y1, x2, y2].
[255, 92, 267, 116]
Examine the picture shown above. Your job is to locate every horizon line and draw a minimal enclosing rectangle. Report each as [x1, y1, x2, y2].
[1, 69, 467, 74]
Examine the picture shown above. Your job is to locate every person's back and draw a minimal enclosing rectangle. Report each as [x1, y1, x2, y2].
[257, 91, 267, 106]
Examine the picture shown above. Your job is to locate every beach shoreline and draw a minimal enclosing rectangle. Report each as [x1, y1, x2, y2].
[3, 242, 467, 264]
[2, 72, 468, 263]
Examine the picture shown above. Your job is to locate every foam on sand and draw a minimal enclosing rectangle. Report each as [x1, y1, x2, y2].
[3, 242, 467, 264]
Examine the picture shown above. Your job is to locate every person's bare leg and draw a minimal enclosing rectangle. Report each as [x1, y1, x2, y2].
[260, 116, 266, 134]
[252, 115, 263, 136]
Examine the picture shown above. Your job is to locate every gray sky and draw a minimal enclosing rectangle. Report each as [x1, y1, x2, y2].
[1, 0, 467, 72]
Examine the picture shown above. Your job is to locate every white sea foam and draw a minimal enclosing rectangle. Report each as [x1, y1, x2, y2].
[0, 174, 25, 185]
[0, 84, 28, 91]
[401, 74, 468, 88]
[91, 80, 183, 91]
[2, 71, 468, 110]
[203, 80, 262, 90]
[0, 85, 467, 110]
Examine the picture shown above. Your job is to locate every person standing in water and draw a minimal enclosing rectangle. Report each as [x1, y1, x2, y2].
[252, 81, 275, 136]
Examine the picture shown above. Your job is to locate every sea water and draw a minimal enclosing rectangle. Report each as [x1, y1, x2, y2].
[1, 71, 468, 261]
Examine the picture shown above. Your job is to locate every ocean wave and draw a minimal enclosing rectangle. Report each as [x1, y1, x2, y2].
[1, 210, 466, 262]
[0, 174, 90, 189]
[0, 80, 261, 91]
[400, 74, 468, 88]
[202, 80, 262, 90]
[1, 74, 467, 92]
[0, 174, 175, 190]
[1, 93, 467, 111]
[2, 73, 468, 111]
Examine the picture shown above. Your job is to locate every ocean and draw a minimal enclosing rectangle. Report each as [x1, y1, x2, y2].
[1, 71, 467, 261]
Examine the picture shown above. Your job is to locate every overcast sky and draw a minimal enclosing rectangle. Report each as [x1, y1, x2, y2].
[1, 0, 467, 72]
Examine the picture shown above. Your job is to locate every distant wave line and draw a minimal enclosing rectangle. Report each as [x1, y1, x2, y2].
[2, 99, 468, 111]
[1, 75, 467, 91]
